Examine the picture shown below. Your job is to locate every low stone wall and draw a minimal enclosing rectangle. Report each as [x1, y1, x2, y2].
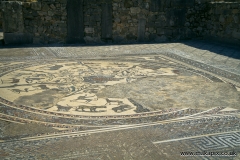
[185, 1, 240, 45]
[204, 2, 240, 44]
[83, 0, 102, 43]
[82, 0, 198, 43]
[0, 0, 2, 30]
[23, 0, 67, 44]
[0, 0, 36, 30]
[108, 0, 195, 43]
[0, 9, 2, 30]
[1, 0, 67, 44]
[1, 1, 31, 44]
[1, 0, 240, 45]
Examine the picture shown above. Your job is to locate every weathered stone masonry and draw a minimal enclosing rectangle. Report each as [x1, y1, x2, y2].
[1, 0, 240, 45]
[201, 2, 240, 44]
[1, 0, 67, 44]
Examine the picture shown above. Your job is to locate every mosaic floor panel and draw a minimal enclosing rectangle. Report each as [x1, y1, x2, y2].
[0, 41, 239, 159]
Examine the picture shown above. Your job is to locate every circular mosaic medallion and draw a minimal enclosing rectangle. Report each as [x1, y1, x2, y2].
[0, 55, 239, 116]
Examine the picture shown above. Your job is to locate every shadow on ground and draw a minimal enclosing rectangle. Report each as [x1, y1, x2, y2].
[0, 38, 239, 60]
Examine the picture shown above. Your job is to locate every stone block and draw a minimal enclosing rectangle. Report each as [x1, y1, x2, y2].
[171, 0, 192, 7]
[146, 22, 155, 28]
[233, 16, 239, 23]
[31, 2, 41, 11]
[33, 37, 40, 44]
[138, 18, 146, 42]
[23, 2, 31, 8]
[2, 2, 24, 33]
[48, 11, 54, 16]
[67, 0, 84, 43]
[143, 3, 149, 10]
[157, 28, 164, 35]
[126, 33, 137, 40]
[102, 3, 112, 39]
[37, 11, 47, 16]
[84, 36, 94, 43]
[50, 4, 56, 10]
[4, 32, 33, 44]
[232, 9, 239, 14]
[174, 9, 186, 26]
[232, 31, 240, 40]
[164, 28, 173, 35]
[130, 7, 140, 14]
[185, 0, 194, 7]
[113, 36, 124, 43]
[155, 35, 167, 42]
[150, 0, 161, 12]
[85, 27, 94, 33]
[148, 33, 157, 41]
[114, 18, 121, 23]
[42, 3, 49, 11]
[124, 0, 133, 8]
[84, 36, 103, 44]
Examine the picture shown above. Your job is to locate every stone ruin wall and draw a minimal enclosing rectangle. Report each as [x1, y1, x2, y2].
[0, 0, 36, 30]
[201, 1, 240, 44]
[1, 0, 67, 44]
[112, 0, 193, 43]
[83, 0, 102, 43]
[0, 0, 240, 45]
[23, 0, 67, 44]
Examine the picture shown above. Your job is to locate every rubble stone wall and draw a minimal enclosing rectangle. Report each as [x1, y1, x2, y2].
[83, 0, 102, 43]
[184, 1, 240, 44]
[23, 0, 67, 44]
[111, 0, 196, 43]
[204, 2, 240, 44]
[1, 0, 240, 45]
[1, 0, 67, 44]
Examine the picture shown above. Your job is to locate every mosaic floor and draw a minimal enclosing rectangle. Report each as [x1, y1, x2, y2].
[0, 41, 240, 159]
